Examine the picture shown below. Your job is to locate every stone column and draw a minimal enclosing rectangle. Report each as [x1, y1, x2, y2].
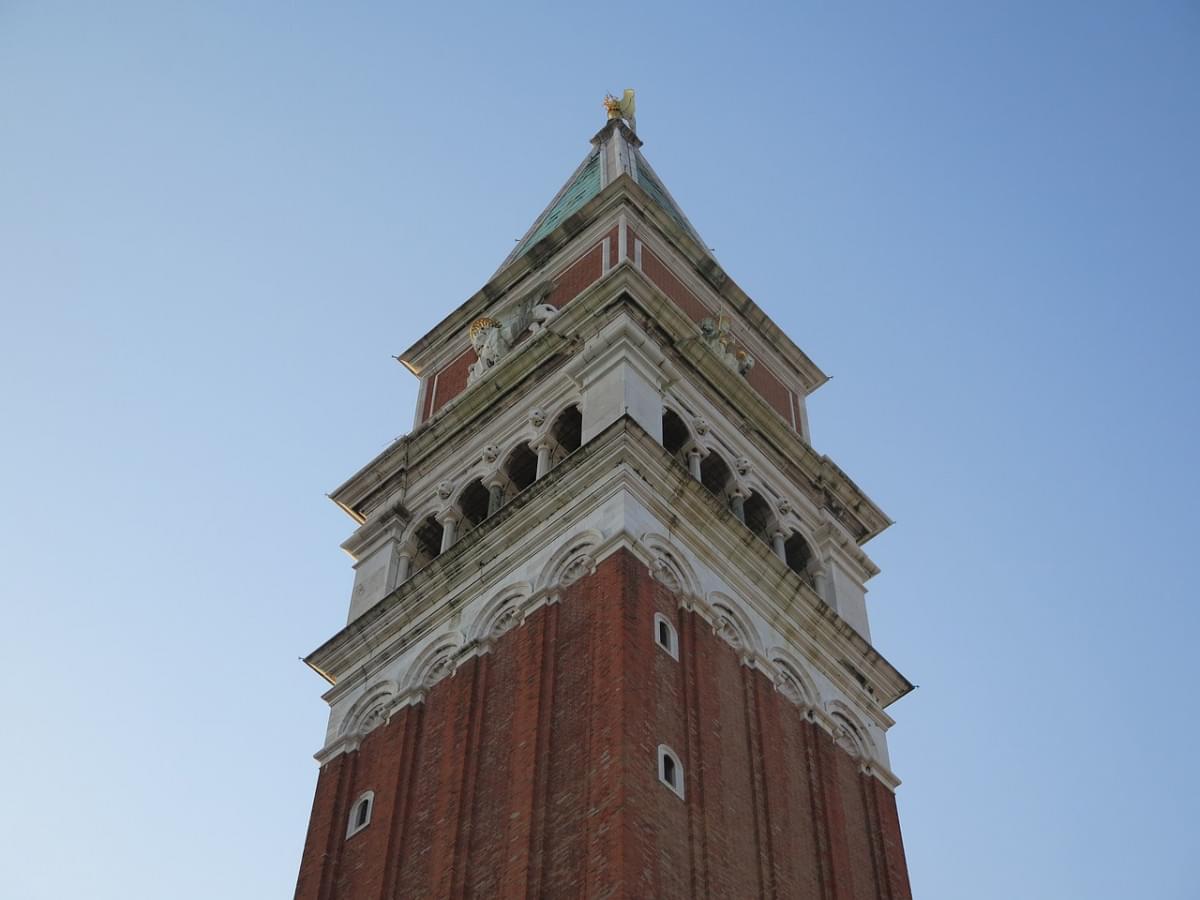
[534, 441, 553, 480]
[772, 530, 787, 562]
[687, 448, 703, 481]
[814, 565, 831, 603]
[438, 511, 460, 554]
[730, 490, 746, 524]
[487, 478, 505, 516]
[394, 549, 412, 585]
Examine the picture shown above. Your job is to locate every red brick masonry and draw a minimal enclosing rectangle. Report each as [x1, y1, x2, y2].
[295, 549, 911, 899]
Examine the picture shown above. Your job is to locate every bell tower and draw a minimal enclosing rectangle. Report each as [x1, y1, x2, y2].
[294, 98, 914, 899]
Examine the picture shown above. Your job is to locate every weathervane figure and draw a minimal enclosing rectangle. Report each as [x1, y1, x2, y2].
[603, 88, 636, 131]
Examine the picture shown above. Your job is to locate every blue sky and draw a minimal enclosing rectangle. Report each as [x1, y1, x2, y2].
[1, 2, 1197, 897]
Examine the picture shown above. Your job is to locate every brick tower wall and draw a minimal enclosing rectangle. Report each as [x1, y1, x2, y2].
[294, 549, 911, 899]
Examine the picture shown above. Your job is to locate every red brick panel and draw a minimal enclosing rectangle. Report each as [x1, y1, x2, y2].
[464, 636, 519, 896]
[746, 361, 797, 424]
[292, 754, 347, 900]
[700, 620, 764, 896]
[758, 688, 826, 898]
[542, 572, 601, 891]
[548, 243, 604, 308]
[873, 778, 915, 899]
[837, 750, 882, 900]
[641, 246, 713, 324]
[428, 348, 475, 418]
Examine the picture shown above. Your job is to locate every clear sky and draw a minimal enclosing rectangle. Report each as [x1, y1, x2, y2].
[1, 2, 1197, 898]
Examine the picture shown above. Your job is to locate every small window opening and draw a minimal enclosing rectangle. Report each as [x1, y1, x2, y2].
[743, 491, 776, 546]
[346, 791, 375, 838]
[699, 452, 734, 500]
[550, 405, 583, 459]
[662, 409, 691, 459]
[784, 532, 818, 590]
[657, 745, 684, 799]
[457, 479, 491, 530]
[504, 443, 538, 494]
[654, 613, 678, 660]
[411, 516, 444, 571]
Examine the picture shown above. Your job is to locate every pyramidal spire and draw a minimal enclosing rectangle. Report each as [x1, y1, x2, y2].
[497, 91, 710, 273]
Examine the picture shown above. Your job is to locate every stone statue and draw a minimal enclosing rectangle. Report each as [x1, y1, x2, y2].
[603, 89, 636, 130]
[468, 316, 508, 382]
[700, 316, 755, 377]
[467, 291, 561, 385]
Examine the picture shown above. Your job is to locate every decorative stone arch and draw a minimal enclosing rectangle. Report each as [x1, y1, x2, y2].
[466, 582, 534, 646]
[660, 404, 694, 459]
[500, 437, 540, 496]
[639, 533, 702, 601]
[543, 401, 584, 468]
[400, 638, 463, 699]
[767, 649, 820, 713]
[338, 680, 400, 739]
[706, 593, 763, 662]
[404, 511, 446, 572]
[827, 701, 876, 761]
[538, 397, 582, 437]
[537, 529, 604, 594]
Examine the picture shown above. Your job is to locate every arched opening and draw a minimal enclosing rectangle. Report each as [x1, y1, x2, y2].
[785, 532, 818, 589]
[743, 491, 776, 546]
[549, 405, 583, 460]
[662, 409, 691, 459]
[699, 451, 734, 500]
[411, 514, 444, 571]
[657, 745, 684, 799]
[504, 443, 538, 494]
[654, 613, 679, 660]
[457, 479, 491, 530]
[346, 791, 374, 838]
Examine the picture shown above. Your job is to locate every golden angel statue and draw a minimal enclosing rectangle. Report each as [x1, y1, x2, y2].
[603, 89, 636, 130]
